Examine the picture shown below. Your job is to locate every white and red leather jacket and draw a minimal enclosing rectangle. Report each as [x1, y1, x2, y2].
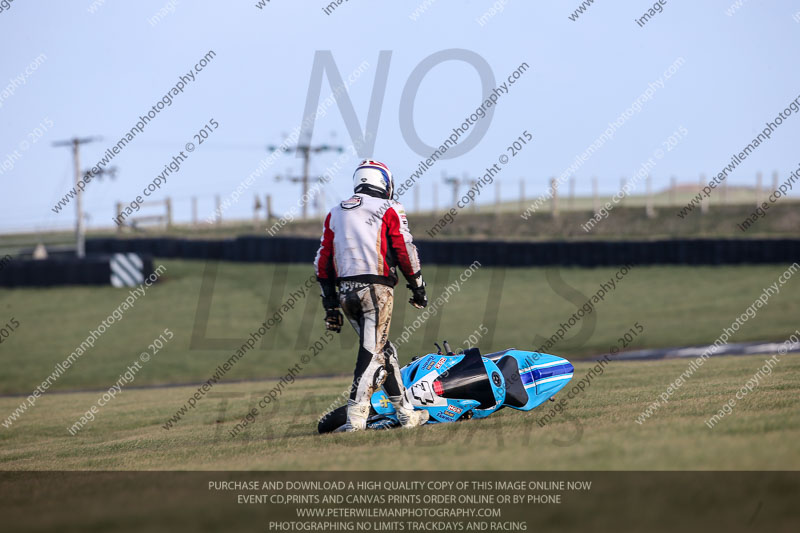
[314, 193, 423, 289]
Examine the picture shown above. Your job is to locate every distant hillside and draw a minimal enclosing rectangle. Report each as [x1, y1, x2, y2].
[255, 202, 800, 242]
[2, 202, 798, 257]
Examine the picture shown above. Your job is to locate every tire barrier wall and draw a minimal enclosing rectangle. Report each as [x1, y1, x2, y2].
[0, 254, 154, 288]
[81, 237, 800, 267]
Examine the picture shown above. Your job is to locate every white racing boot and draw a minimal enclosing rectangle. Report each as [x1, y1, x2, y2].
[345, 399, 370, 432]
[390, 396, 429, 429]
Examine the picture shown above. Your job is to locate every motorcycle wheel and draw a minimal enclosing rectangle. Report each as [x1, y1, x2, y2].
[318, 406, 348, 434]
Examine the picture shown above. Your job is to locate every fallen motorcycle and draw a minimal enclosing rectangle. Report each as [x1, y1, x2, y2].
[318, 341, 574, 433]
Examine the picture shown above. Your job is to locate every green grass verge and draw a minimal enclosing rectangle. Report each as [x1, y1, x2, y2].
[0, 354, 797, 470]
[0, 261, 798, 396]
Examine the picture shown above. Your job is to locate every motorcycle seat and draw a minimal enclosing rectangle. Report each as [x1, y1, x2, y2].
[496, 356, 529, 409]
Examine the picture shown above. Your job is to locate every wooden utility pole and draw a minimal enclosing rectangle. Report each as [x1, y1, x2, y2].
[272, 143, 344, 220]
[52, 136, 102, 258]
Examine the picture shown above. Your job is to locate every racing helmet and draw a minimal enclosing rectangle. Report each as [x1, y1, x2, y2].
[353, 160, 394, 199]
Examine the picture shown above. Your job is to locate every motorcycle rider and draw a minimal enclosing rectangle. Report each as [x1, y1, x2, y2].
[314, 159, 429, 431]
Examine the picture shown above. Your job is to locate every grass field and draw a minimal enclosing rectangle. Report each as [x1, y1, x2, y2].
[1, 261, 799, 396]
[0, 354, 797, 470]
[1, 260, 799, 470]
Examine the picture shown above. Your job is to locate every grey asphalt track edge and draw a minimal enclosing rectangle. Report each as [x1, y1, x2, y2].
[602, 340, 800, 362]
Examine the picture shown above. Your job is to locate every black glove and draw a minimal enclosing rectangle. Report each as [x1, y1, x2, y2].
[325, 308, 343, 333]
[319, 280, 338, 310]
[407, 281, 427, 309]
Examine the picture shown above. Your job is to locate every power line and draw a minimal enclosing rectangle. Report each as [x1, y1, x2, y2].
[51, 136, 113, 257]
[272, 143, 344, 219]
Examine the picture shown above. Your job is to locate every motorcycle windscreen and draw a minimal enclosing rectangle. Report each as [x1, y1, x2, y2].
[435, 353, 496, 409]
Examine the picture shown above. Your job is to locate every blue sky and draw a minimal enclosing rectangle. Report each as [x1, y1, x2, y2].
[1, 0, 799, 233]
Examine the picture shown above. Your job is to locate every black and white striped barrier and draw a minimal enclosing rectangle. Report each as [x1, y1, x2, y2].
[110, 253, 146, 287]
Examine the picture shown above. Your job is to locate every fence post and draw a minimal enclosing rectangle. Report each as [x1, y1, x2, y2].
[253, 193, 261, 229]
[318, 187, 326, 219]
[115, 202, 123, 233]
[191, 196, 198, 227]
[469, 179, 478, 211]
[165, 197, 173, 228]
[569, 176, 575, 210]
[722, 176, 728, 205]
[646, 175, 655, 218]
[592, 177, 599, 214]
[551, 177, 559, 219]
[756, 172, 763, 206]
[699, 174, 708, 214]
[669, 176, 676, 206]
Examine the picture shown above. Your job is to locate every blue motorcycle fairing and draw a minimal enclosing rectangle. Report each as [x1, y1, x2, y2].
[401, 353, 462, 385]
[372, 353, 487, 423]
[466, 356, 507, 420]
[368, 348, 573, 428]
[488, 349, 575, 411]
